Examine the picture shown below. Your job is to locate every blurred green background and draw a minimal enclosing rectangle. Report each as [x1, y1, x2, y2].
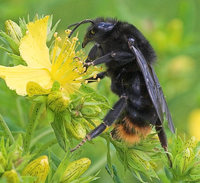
[1, 0, 200, 182]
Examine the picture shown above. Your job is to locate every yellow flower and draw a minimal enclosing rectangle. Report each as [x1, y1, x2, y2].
[189, 109, 200, 140]
[0, 16, 91, 97]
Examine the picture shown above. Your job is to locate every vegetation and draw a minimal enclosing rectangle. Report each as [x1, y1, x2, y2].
[0, 0, 200, 182]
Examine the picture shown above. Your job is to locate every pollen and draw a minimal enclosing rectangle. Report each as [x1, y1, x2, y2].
[54, 32, 58, 37]
[49, 31, 96, 97]
[65, 29, 71, 35]
[93, 73, 97, 79]
[0, 16, 100, 96]
[57, 37, 62, 41]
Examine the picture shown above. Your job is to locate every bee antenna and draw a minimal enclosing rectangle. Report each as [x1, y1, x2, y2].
[68, 19, 95, 38]
[70, 136, 88, 152]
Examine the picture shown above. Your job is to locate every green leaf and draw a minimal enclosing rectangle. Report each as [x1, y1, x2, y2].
[0, 45, 12, 53]
[51, 153, 70, 183]
[0, 114, 15, 144]
[0, 31, 19, 54]
[105, 165, 122, 183]
[106, 139, 113, 177]
[51, 114, 69, 151]
[6, 52, 26, 65]
[19, 17, 27, 36]
[70, 175, 99, 183]
[46, 108, 55, 124]
[24, 103, 42, 153]
[47, 16, 60, 42]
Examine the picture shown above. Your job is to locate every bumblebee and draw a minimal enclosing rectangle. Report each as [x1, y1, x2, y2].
[68, 18, 175, 163]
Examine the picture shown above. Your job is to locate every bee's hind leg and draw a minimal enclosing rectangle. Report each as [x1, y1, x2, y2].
[155, 119, 172, 167]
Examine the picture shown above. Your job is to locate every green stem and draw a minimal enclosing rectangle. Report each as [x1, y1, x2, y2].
[0, 113, 15, 144]
[24, 103, 41, 153]
[16, 97, 25, 127]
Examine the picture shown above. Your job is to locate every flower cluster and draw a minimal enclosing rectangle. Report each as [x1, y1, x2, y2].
[0, 137, 97, 183]
[0, 15, 100, 97]
[0, 15, 105, 183]
[166, 134, 200, 182]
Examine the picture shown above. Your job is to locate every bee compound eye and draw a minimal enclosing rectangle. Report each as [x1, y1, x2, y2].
[90, 30, 95, 35]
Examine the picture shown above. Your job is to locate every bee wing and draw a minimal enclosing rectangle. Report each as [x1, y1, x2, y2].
[128, 40, 175, 133]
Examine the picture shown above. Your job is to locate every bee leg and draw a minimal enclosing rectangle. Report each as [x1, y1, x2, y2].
[85, 44, 104, 63]
[86, 71, 107, 83]
[84, 51, 133, 67]
[70, 95, 127, 152]
[155, 120, 172, 167]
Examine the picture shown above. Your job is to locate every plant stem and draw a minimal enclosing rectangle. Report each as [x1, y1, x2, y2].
[24, 103, 41, 153]
[0, 113, 15, 144]
[16, 97, 25, 127]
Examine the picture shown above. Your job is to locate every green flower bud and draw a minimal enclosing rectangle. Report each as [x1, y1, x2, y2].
[65, 120, 86, 139]
[61, 158, 91, 183]
[22, 156, 49, 183]
[47, 91, 69, 113]
[183, 148, 194, 171]
[26, 81, 50, 97]
[5, 20, 22, 45]
[2, 169, 20, 183]
[81, 105, 101, 117]
[90, 118, 101, 127]
[185, 136, 197, 149]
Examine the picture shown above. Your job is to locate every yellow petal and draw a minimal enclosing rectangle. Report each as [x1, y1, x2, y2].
[0, 65, 53, 96]
[19, 16, 51, 70]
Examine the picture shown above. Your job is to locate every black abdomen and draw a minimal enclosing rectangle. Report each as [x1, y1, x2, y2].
[109, 66, 158, 126]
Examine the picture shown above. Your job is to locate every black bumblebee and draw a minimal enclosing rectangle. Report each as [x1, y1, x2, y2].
[68, 18, 175, 161]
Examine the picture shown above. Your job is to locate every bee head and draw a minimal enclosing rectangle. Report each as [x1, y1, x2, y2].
[68, 18, 117, 48]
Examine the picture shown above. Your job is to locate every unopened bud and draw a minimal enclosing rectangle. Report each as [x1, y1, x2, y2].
[65, 120, 86, 139]
[2, 170, 20, 183]
[26, 81, 50, 97]
[22, 156, 49, 183]
[81, 105, 101, 117]
[5, 20, 22, 45]
[61, 158, 91, 182]
[47, 91, 70, 113]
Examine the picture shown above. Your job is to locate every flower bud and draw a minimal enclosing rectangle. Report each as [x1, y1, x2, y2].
[47, 91, 70, 112]
[26, 81, 50, 97]
[5, 20, 22, 45]
[2, 170, 20, 183]
[65, 120, 86, 139]
[185, 136, 197, 149]
[22, 156, 49, 183]
[81, 105, 101, 117]
[183, 148, 194, 170]
[61, 158, 91, 182]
